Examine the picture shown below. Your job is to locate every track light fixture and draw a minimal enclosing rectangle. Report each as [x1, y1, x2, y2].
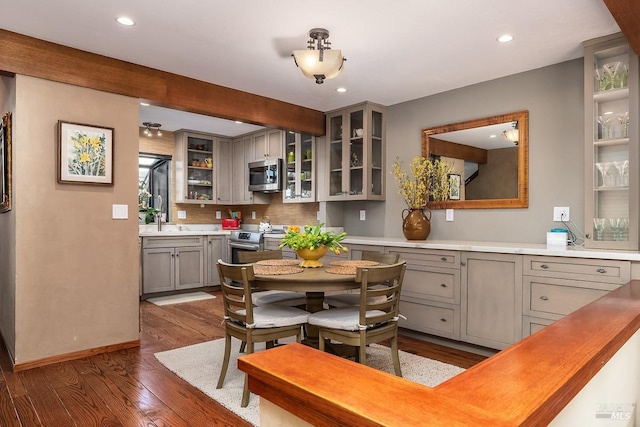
[143, 122, 162, 137]
[293, 28, 345, 84]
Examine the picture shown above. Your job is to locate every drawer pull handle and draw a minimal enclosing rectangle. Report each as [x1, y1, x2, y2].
[440, 257, 447, 262]
[440, 283, 447, 288]
[540, 296, 548, 301]
[461, 261, 466, 266]
[440, 318, 447, 322]
[597, 268, 606, 274]
[540, 264, 549, 269]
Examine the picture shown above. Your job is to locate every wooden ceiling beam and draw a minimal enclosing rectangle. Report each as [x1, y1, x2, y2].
[0, 29, 326, 136]
[603, 0, 640, 57]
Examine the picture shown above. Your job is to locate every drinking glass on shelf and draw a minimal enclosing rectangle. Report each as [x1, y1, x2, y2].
[608, 218, 624, 241]
[597, 115, 613, 140]
[613, 160, 629, 187]
[603, 62, 622, 90]
[595, 162, 614, 187]
[617, 112, 629, 138]
[594, 68, 610, 92]
[613, 63, 628, 89]
[593, 218, 606, 241]
[619, 218, 629, 241]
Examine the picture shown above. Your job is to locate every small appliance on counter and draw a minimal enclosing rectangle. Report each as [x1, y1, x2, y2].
[222, 210, 242, 230]
[259, 216, 273, 233]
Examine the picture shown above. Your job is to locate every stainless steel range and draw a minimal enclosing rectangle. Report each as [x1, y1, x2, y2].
[228, 230, 264, 263]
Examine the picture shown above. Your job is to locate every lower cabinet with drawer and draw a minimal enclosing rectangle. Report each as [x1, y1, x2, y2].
[388, 248, 461, 340]
[522, 255, 629, 337]
[142, 236, 205, 295]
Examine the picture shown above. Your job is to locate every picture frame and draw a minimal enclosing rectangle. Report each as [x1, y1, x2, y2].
[0, 112, 12, 213]
[449, 173, 461, 200]
[57, 121, 114, 185]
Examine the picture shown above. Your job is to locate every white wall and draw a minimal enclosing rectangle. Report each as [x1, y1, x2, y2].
[342, 58, 584, 243]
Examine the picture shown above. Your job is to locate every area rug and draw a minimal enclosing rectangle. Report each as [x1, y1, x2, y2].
[155, 338, 465, 426]
[146, 291, 216, 306]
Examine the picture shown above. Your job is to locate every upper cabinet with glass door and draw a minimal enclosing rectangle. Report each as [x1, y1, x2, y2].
[322, 102, 385, 201]
[584, 33, 639, 250]
[284, 131, 315, 203]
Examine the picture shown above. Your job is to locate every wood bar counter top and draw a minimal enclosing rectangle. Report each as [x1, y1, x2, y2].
[238, 280, 640, 426]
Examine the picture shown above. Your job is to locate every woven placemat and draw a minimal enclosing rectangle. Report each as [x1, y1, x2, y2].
[330, 260, 379, 267]
[325, 266, 357, 275]
[253, 265, 304, 275]
[255, 259, 300, 266]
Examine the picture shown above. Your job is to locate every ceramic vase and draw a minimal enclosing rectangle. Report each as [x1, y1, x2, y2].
[402, 208, 431, 240]
[296, 246, 329, 268]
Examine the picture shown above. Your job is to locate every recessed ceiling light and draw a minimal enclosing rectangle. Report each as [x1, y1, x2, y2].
[497, 34, 514, 43]
[336, 87, 347, 93]
[139, 102, 150, 106]
[116, 16, 135, 26]
[235, 120, 243, 124]
[489, 134, 497, 138]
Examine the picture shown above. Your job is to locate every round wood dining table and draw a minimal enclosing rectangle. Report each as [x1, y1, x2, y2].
[254, 266, 358, 346]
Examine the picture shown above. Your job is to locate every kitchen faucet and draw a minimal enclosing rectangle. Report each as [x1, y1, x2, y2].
[157, 212, 162, 231]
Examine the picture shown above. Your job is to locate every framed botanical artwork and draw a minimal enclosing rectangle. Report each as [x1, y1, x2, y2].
[57, 121, 114, 185]
[0, 112, 12, 213]
[448, 173, 461, 200]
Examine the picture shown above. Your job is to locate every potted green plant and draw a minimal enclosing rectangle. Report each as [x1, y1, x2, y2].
[279, 223, 348, 267]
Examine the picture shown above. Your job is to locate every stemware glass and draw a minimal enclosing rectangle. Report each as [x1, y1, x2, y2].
[597, 115, 614, 140]
[619, 218, 629, 241]
[594, 68, 609, 92]
[613, 63, 628, 89]
[613, 160, 629, 187]
[603, 62, 622, 90]
[608, 218, 623, 241]
[617, 112, 629, 138]
[594, 162, 606, 187]
[593, 218, 606, 241]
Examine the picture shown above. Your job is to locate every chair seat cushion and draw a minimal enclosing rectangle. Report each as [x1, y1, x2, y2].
[252, 290, 307, 307]
[323, 293, 387, 308]
[236, 305, 309, 328]
[308, 307, 386, 331]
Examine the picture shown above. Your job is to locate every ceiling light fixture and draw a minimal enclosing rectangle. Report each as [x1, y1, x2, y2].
[501, 122, 519, 145]
[336, 87, 347, 93]
[143, 122, 162, 137]
[497, 34, 514, 43]
[293, 28, 345, 84]
[116, 16, 135, 26]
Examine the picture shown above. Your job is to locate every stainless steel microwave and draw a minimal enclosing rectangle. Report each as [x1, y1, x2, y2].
[248, 158, 283, 192]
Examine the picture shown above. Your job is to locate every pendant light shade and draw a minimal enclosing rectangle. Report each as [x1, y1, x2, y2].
[501, 122, 519, 145]
[293, 28, 345, 84]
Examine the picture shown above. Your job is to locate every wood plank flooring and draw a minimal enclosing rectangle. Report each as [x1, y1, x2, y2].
[0, 291, 487, 426]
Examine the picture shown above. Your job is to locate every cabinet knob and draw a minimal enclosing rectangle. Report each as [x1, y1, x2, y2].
[440, 257, 447, 262]
[440, 283, 447, 288]
[540, 296, 548, 301]
[597, 268, 606, 274]
[440, 318, 447, 322]
[461, 261, 466, 266]
[540, 264, 549, 269]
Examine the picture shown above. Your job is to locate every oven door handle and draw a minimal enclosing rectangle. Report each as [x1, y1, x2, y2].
[229, 242, 261, 251]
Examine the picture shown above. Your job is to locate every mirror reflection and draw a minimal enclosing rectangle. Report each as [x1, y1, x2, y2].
[421, 110, 528, 209]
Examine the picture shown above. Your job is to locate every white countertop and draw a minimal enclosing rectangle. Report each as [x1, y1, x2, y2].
[139, 226, 640, 261]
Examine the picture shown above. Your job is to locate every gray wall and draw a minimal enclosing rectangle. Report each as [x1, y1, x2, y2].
[342, 58, 585, 244]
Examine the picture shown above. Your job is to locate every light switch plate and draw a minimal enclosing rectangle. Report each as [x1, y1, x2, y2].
[445, 209, 454, 222]
[112, 204, 128, 220]
[359, 210, 366, 221]
[215, 211, 222, 219]
[178, 210, 187, 219]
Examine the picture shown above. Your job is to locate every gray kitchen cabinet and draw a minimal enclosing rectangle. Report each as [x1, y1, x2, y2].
[252, 129, 283, 161]
[205, 235, 227, 286]
[231, 135, 269, 205]
[216, 138, 232, 204]
[321, 102, 386, 201]
[388, 247, 461, 340]
[521, 255, 629, 336]
[264, 236, 296, 259]
[283, 131, 316, 203]
[142, 236, 204, 295]
[461, 252, 522, 350]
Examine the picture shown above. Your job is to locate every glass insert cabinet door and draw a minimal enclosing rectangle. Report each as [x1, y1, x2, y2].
[323, 102, 385, 201]
[584, 34, 639, 250]
[284, 131, 315, 203]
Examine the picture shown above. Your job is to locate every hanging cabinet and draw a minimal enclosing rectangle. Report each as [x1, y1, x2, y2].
[284, 131, 316, 203]
[175, 130, 232, 204]
[322, 102, 386, 201]
[583, 33, 639, 250]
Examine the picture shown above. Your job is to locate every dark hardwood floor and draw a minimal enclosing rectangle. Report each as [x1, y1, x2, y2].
[0, 291, 487, 426]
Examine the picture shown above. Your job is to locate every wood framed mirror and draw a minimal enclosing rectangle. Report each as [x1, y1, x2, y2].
[421, 110, 528, 209]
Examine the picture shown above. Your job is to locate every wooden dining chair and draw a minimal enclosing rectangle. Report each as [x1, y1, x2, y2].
[308, 261, 407, 376]
[216, 259, 309, 407]
[323, 251, 401, 308]
[236, 249, 306, 307]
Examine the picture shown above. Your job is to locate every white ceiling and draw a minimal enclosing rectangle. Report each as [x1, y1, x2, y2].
[0, 0, 621, 135]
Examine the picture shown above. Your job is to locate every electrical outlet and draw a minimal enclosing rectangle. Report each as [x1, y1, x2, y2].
[553, 207, 570, 222]
[359, 210, 366, 221]
[215, 211, 221, 219]
[445, 209, 454, 222]
[251, 211, 256, 220]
